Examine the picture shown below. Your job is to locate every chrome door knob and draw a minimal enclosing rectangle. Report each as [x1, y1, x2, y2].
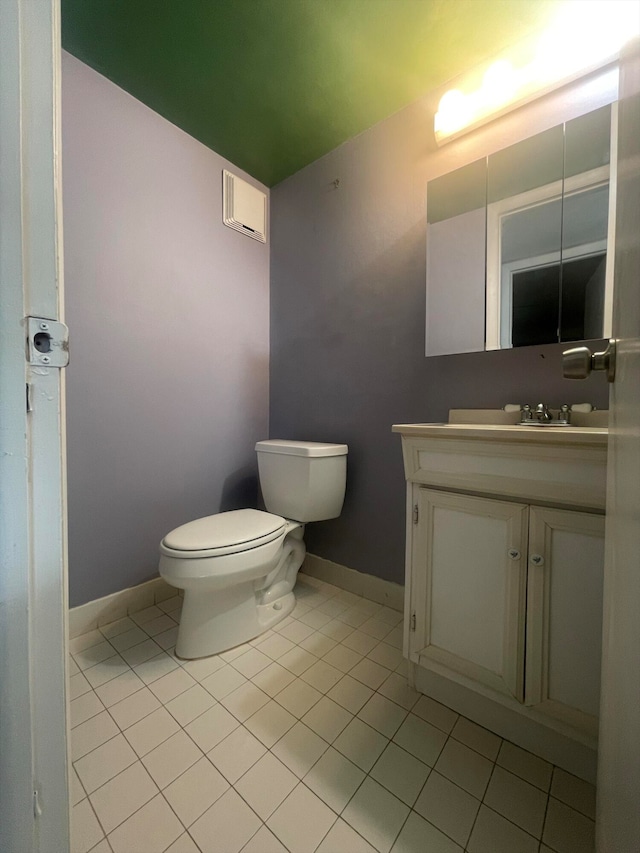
[562, 339, 616, 382]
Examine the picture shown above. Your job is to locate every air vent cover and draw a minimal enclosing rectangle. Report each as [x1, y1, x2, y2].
[223, 170, 267, 242]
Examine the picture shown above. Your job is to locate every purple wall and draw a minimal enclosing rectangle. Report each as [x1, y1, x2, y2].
[270, 77, 612, 586]
[63, 54, 270, 606]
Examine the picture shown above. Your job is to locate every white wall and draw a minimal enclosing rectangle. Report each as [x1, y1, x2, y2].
[62, 53, 270, 606]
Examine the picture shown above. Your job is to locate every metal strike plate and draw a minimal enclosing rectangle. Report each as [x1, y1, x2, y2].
[26, 317, 69, 367]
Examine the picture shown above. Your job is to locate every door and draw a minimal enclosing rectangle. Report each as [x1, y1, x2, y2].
[526, 507, 605, 739]
[596, 38, 640, 851]
[411, 488, 528, 700]
[0, 1, 69, 851]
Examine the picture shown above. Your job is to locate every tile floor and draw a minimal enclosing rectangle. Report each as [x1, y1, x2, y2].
[69, 576, 596, 853]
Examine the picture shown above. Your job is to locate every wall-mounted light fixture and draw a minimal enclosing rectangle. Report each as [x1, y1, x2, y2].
[434, 0, 640, 144]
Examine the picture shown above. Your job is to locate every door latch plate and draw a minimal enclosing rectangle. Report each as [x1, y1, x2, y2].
[26, 317, 69, 367]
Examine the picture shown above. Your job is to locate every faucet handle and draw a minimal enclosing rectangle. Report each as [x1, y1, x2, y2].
[558, 404, 571, 424]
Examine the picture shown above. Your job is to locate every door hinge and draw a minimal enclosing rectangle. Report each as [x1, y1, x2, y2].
[26, 317, 69, 367]
[413, 504, 419, 525]
[26, 383, 33, 413]
[33, 787, 42, 819]
[410, 612, 416, 631]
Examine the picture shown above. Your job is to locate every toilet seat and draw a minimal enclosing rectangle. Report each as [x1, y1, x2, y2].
[160, 509, 286, 559]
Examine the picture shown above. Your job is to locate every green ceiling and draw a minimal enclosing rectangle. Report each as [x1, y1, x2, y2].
[61, 0, 561, 186]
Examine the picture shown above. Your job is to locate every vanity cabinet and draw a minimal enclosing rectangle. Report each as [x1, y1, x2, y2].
[394, 420, 608, 765]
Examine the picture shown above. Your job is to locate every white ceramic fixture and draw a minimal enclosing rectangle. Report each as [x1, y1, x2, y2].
[159, 440, 347, 658]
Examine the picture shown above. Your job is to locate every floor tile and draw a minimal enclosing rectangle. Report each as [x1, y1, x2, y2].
[83, 657, 131, 689]
[178, 653, 225, 682]
[322, 643, 362, 673]
[124, 705, 181, 758]
[165, 833, 200, 853]
[274, 678, 322, 718]
[141, 729, 202, 789]
[87, 839, 111, 853]
[251, 661, 296, 697]
[163, 756, 229, 827]
[221, 681, 270, 722]
[278, 619, 315, 644]
[392, 714, 447, 767]
[68, 656, 80, 677]
[107, 793, 182, 853]
[271, 720, 328, 778]
[302, 695, 353, 743]
[337, 607, 370, 628]
[267, 782, 337, 853]
[317, 817, 378, 853]
[133, 652, 180, 685]
[377, 606, 404, 626]
[299, 608, 334, 629]
[317, 597, 352, 617]
[434, 737, 493, 798]
[451, 716, 502, 761]
[74, 733, 137, 794]
[358, 693, 407, 738]
[191, 787, 262, 853]
[342, 630, 380, 655]
[153, 625, 179, 650]
[89, 762, 157, 835]
[108, 626, 148, 652]
[200, 663, 247, 700]
[496, 741, 553, 792]
[551, 767, 597, 819]
[94, 670, 145, 708]
[108, 687, 161, 730]
[367, 641, 404, 671]
[70, 630, 105, 654]
[333, 717, 388, 772]
[414, 769, 480, 846]
[484, 765, 548, 837]
[279, 645, 318, 676]
[381, 625, 403, 650]
[230, 647, 273, 678]
[119, 638, 163, 667]
[411, 694, 459, 734]
[390, 811, 463, 853]
[74, 641, 118, 671]
[342, 776, 409, 853]
[71, 766, 86, 806]
[370, 741, 431, 807]
[185, 702, 239, 752]
[130, 605, 163, 626]
[301, 659, 344, 693]
[319, 619, 355, 643]
[141, 613, 177, 638]
[304, 746, 365, 813]
[71, 712, 120, 761]
[299, 631, 338, 658]
[244, 698, 297, 747]
[148, 667, 196, 705]
[99, 618, 136, 640]
[359, 617, 394, 640]
[234, 752, 297, 820]
[327, 674, 373, 714]
[241, 825, 289, 853]
[349, 657, 391, 690]
[467, 804, 539, 853]
[220, 642, 253, 663]
[377, 672, 420, 710]
[71, 798, 104, 853]
[164, 683, 216, 726]
[71, 691, 105, 729]
[208, 725, 267, 783]
[542, 797, 595, 853]
[254, 633, 296, 661]
[158, 595, 182, 614]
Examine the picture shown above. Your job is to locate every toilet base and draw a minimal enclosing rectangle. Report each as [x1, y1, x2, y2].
[175, 585, 296, 660]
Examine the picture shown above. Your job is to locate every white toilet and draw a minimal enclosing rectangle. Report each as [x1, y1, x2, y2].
[159, 440, 348, 659]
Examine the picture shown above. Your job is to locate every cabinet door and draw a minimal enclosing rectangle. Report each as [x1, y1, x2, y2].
[525, 507, 605, 737]
[411, 488, 528, 700]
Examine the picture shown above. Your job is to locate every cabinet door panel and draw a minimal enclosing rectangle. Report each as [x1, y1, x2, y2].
[526, 507, 605, 736]
[413, 489, 528, 700]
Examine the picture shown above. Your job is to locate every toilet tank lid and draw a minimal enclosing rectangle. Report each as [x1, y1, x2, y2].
[256, 440, 348, 457]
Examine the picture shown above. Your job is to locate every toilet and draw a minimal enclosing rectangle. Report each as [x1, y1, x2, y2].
[159, 440, 348, 659]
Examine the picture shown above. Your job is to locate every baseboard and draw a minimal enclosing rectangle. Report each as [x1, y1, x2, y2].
[68, 576, 179, 638]
[302, 553, 404, 612]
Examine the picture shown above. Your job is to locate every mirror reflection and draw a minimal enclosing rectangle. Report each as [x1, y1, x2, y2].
[425, 104, 613, 357]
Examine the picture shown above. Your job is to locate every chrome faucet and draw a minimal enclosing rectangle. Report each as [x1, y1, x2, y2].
[534, 403, 553, 423]
[557, 404, 571, 425]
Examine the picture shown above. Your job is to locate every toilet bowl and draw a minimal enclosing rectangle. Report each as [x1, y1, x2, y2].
[159, 440, 347, 658]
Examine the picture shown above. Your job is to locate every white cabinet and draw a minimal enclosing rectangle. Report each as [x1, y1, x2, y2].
[394, 420, 608, 767]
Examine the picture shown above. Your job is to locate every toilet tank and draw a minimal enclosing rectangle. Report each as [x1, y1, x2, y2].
[255, 440, 348, 523]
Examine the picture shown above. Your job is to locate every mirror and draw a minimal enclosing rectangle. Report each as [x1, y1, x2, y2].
[425, 104, 613, 357]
